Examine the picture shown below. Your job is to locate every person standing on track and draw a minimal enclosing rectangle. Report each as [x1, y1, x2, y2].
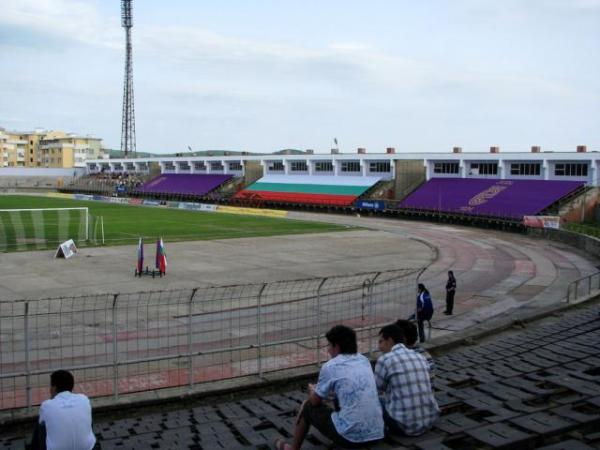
[444, 271, 456, 315]
[416, 284, 434, 343]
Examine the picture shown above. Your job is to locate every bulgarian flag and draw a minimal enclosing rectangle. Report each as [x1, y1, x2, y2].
[156, 237, 167, 273]
[136, 237, 144, 273]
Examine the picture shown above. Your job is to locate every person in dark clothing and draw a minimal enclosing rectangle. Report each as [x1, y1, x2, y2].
[444, 271, 456, 315]
[416, 284, 433, 343]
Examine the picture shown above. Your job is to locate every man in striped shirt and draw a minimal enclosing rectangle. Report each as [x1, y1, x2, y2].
[395, 319, 436, 380]
[374, 324, 440, 436]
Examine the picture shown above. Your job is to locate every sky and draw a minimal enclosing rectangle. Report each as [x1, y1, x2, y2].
[1, 0, 599, 154]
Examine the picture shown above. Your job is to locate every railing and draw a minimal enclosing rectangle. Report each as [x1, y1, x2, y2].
[0, 267, 422, 412]
[566, 271, 600, 303]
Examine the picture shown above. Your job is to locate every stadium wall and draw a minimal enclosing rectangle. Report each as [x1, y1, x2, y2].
[243, 160, 263, 186]
[0, 168, 85, 177]
[394, 160, 426, 200]
[0, 168, 86, 190]
[559, 187, 600, 223]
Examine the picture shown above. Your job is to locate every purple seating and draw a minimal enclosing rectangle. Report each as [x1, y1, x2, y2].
[138, 174, 233, 196]
[399, 178, 584, 219]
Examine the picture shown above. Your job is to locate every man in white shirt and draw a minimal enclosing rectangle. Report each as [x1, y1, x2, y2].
[31, 370, 97, 450]
[275, 325, 384, 450]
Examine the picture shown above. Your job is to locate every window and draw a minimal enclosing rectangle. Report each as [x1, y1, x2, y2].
[210, 161, 224, 171]
[268, 161, 284, 171]
[315, 161, 333, 172]
[554, 163, 588, 177]
[193, 162, 206, 170]
[341, 161, 361, 172]
[434, 162, 460, 174]
[469, 162, 498, 175]
[290, 161, 308, 172]
[229, 162, 242, 171]
[510, 163, 541, 176]
[369, 161, 391, 173]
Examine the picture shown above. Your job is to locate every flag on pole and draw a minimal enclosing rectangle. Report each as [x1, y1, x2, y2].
[334, 137, 338, 146]
[136, 237, 144, 273]
[156, 237, 167, 274]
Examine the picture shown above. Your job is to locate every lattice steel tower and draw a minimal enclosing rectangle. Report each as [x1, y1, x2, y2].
[120, 0, 136, 157]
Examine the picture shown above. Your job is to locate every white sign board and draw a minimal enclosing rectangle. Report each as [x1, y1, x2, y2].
[55, 239, 78, 259]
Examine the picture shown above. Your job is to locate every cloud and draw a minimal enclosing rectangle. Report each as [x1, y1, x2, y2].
[1, 0, 585, 105]
[1, 0, 121, 49]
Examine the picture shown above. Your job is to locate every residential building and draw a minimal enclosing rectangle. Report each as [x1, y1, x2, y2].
[0, 128, 8, 167]
[39, 131, 103, 168]
[0, 127, 103, 168]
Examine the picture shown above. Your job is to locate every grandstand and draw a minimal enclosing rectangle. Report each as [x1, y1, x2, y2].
[399, 178, 585, 220]
[63, 171, 148, 196]
[136, 173, 233, 197]
[74, 146, 600, 227]
[134, 174, 233, 199]
[234, 174, 381, 206]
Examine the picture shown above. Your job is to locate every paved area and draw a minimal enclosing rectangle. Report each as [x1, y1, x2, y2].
[1, 213, 597, 311]
[0, 228, 430, 300]
[2, 299, 598, 449]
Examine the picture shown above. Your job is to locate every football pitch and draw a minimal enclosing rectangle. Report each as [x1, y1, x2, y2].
[0, 195, 353, 251]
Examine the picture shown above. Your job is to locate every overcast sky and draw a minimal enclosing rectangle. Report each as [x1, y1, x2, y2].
[1, 0, 599, 154]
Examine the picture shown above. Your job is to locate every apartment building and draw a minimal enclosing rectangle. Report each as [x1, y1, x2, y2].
[38, 131, 103, 168]
[1, 130, 32, 167]
[0, 129, 7, 167]
[0, 127, 103, 168]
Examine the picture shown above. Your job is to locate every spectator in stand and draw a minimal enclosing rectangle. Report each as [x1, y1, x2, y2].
[395, 319, 436, 380]
[30, 370, 100, 450]
[30, 370, 98, 450]
[374, 324, 439, 436]
[274, 325, 384, 450]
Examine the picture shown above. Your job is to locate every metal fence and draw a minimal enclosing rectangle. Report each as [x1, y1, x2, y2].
[0, 267, 423, 412]
[566, 271, 600, 303]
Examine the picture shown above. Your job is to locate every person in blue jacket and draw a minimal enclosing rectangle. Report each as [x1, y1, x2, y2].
[416, 283, 434, 343]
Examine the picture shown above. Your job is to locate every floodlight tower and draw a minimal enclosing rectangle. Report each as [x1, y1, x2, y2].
[120, 0, 136, 157]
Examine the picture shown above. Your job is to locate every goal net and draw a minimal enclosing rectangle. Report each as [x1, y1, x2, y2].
[0, 207, 98, 252]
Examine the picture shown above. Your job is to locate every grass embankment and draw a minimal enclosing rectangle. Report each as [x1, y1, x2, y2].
[562, 222, 600, 239]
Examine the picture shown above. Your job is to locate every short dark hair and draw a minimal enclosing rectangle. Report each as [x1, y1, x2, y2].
[379, 324, 405, 344]
[50, 370, 74, 393]
[395, 319, 418, 346]
[326, 325, 357, 354]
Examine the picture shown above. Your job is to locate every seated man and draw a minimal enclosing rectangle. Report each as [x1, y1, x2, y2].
[31, 370, 97, 450]
[275, 325, 384, 450]
[375, 324, 440, 436]
[395, 319, 436, 379]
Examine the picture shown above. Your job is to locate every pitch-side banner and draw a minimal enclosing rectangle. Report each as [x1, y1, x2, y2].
[178, 202, 218, 212]
[216, 205, 288, 218]
[523, 215, 561, 229]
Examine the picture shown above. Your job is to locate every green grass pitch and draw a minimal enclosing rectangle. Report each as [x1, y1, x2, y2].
[0, 195, 354, 251]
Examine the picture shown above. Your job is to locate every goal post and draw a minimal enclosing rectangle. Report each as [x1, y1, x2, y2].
[0, 207, 92, 251]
